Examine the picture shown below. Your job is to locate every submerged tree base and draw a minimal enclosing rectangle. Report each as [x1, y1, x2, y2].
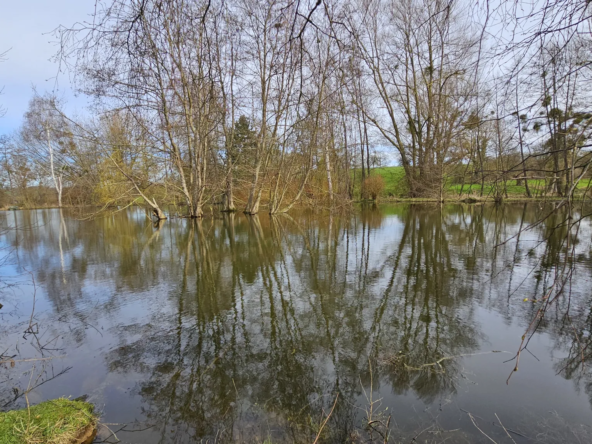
[0, 398, 97, 444]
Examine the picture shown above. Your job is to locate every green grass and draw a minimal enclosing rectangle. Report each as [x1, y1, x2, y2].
[354, 166, 592, 199]
[353, 166, 408, 197]
[448, 182, 532, 196]
[0, 399, 97, 444]
[449, 178, 592, 197]
[372, 166, 408, 196]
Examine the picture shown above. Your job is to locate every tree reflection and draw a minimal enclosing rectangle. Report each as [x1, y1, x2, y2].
[3, 204, 592, 443]
[97, 206, 488, 442]
[373, 205, 480, 402]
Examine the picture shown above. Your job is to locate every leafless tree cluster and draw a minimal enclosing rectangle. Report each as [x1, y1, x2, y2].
[52, 0, 359, 217]
[0, 0, 591, 214]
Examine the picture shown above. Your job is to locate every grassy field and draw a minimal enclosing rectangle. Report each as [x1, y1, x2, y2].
[355, 166, 592, 200]
[353, 166, 408, 198]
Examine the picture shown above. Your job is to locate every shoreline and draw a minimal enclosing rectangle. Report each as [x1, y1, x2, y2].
[1, 195, 587, 213]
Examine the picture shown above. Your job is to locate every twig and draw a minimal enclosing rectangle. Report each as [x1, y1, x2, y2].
[495, 413, 517, 444]
[468, 412, 498, 444]
[3, 366, 72, 408]
[94, 422, 155, 443]
[312, 393, 339, 444]
[410, 424, 434, 442]
[399, 351, 510, 371]
[0, 355, 66, 365]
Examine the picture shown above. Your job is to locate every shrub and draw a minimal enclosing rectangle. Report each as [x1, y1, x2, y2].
[363, 175, 385, 200]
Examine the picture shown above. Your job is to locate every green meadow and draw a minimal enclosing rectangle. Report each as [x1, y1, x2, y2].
[354, 166, 592, 200]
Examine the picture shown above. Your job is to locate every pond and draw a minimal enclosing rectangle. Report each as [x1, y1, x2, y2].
[1, 203, 592, 443]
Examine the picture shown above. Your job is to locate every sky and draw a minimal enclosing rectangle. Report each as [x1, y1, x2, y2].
[0, 0, 400, 165]
[0, 0, 96, 135]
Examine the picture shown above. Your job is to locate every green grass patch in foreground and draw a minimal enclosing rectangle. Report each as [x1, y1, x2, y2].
[0, 399, 97, 444]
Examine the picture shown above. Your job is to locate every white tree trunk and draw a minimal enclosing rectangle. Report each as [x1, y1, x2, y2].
[47, 126, 62, 207]
[324, 144, 333, 202]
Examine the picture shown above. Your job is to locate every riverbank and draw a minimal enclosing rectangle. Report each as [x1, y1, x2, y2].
[358, 194, 579, 205]
[1, 194, 585, 215]
[359, 166, 592, 201]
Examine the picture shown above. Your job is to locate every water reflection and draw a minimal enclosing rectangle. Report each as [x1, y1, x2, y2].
[1, 203, 592, 443]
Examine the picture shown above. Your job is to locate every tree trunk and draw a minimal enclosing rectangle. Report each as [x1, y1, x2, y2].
[553, 151, 563, 195]
[143, 195, 166, 220]
[245, 190, 262, 215]
[192, 205, 204, 218]
[324, 143, 334, 202]
[244, 162, 262, 215]
[57, 175, 63, 208]
[152, 207, 167, 220]
[222, 166, 236, 212]
[47, 126, 62, 208]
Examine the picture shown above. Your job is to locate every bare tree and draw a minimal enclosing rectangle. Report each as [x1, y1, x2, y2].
[20, 93, 75, 208]
[348, 0, 480, 197]
[58, 0, 226, 217]
[96, 111, 168, 218]
[238, 0, 299, 214]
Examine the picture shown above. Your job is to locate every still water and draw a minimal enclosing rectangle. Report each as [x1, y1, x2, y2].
[1, 204, 592, 443]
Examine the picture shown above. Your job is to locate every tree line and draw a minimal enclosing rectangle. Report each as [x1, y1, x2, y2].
[1, 0, 591, 216]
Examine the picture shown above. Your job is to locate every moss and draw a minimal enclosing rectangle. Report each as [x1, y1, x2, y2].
[0, 399, 97, 444]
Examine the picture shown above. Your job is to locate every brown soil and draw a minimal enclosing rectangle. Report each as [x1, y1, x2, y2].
[74, 424, 97, 444]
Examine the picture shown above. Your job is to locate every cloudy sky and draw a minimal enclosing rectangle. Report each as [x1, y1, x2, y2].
[0, 0, 96, 134]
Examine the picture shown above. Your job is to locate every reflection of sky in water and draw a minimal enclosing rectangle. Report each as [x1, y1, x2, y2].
[1, 204, 592, 443]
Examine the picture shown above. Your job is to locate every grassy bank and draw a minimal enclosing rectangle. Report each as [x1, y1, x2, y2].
[356, 166, 592, 201]
[0, 399, 97, 444]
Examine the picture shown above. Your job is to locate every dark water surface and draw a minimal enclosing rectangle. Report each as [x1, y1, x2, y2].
[1, 204, 592, 443]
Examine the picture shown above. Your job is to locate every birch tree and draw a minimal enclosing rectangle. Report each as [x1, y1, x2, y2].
[21, 93, 74, 208]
